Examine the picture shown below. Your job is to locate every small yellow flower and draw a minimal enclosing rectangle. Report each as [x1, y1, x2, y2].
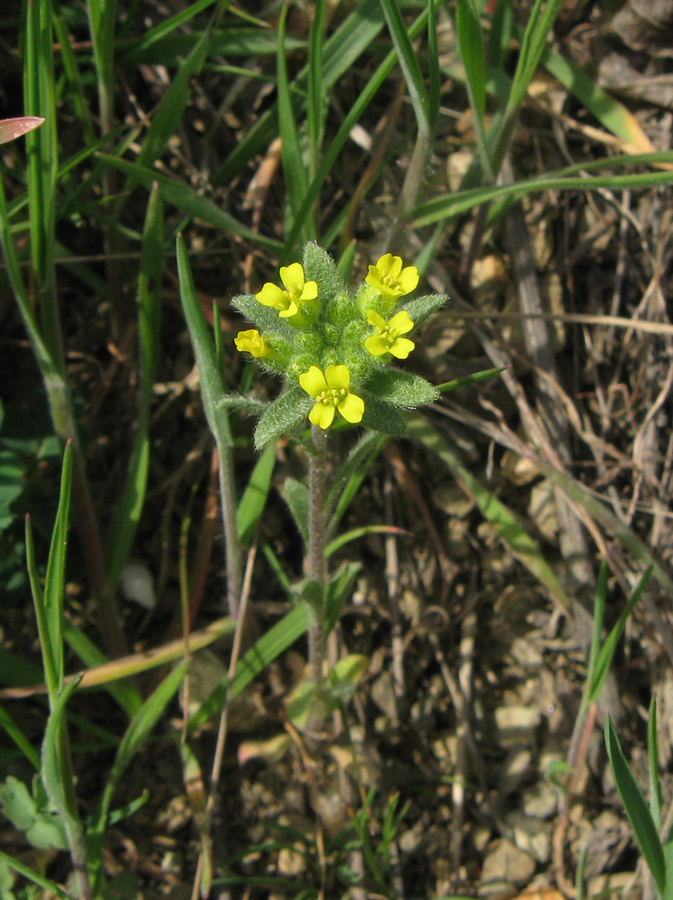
[365, 253, 419, 299]
[234, 329, 271, 358]
[299, 365, 365, 430]
[365, 310, 415, 359]
[255, 262, 318, 320]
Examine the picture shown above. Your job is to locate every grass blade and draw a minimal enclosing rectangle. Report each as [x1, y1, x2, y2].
[605, 716, 666, 894]
[188, 604, 310, 732]
[277, 2, 314, 243]
[0, 702, 40, 769]
[237, 443, 277, 545]
[105, 184, 163, 590]
[176, 235, 241, 616]
[648, 698, 662, 832]
[379, 0, 428, 131]
[408, 413, 571, 608]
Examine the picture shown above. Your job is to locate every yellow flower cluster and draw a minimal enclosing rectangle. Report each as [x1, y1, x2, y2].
[235, 252, 421, 430]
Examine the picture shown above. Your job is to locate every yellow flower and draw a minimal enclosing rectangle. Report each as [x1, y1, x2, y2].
[365, 310, 415, 359]
[234, 329, 271, 358]
[299, 365, 365, 430]
[365, 253, 419, 299]
[255, 262, 318, 320]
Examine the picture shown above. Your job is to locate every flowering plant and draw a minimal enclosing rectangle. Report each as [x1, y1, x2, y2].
[229, 243, 446, 448]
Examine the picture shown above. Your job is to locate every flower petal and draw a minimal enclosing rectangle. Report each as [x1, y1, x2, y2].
[309, 401, 335, 429]
[338, 393, 364, 424]
[256, 283, 287, 309]
[300, 280, 319, 301]
[366, 309, 386, 330]
[299, 366, 328, 398]
[278, 300, 300, 318]
[325, 364, 350, 390]
[397, 266, 419, 295]
[279, 262, 305, 292]
[389, 337, 415, 359]
[365, 335, 389, 357]
[389, 310, 414, 335]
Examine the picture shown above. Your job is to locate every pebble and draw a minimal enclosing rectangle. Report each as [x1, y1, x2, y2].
[479, 838, 535, 892]
[498, 748, 532, 794]
[522, 782, 559, 820]
[495, 705, 541, 746]
[503, 810, 551, 864]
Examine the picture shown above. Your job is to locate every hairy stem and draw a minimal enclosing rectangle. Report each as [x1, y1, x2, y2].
[308, 426, 328, 685]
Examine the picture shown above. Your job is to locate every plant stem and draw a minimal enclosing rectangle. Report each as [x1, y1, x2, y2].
[307, 425, 328, 685]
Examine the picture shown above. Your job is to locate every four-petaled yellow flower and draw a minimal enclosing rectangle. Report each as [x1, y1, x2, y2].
[299, 365, 365, 430]
[365, 310, 415, 359]
[255, 262, 318, 319]
[365, 253, 419, 299]
[234, 329, 271, 358]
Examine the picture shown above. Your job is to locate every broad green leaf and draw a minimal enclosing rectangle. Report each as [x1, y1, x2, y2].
[401, 293, 447, 328]
[254, 388, 311, 450]
[365, 370, 438, 408]
[605, 717, 666, 895]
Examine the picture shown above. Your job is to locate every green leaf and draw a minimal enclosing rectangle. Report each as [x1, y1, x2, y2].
[254, 388, 311, 450]
[303, 242, 346, 302]
[360, 393, 408, 436]
[605, 717, 666, 895]
[283, 477, 310, 544]
[365, 370, 438, 408]
[327, 431, 387, 531]
[0, 703, 40, 769]
[0, 778, 37, 831]
[237, 443, 277, 544]
[0, 849, 75, 900]
[379, 0, 429, 132]
[401, 293, 447, 328]
[40, 676, 82, 834]
[231, 292, 294, 337]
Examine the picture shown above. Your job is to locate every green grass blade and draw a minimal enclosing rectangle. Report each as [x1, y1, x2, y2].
[52, 1, 96, 147]
[584, 560, 607, 705]
[101, 155, 283, 252]
[605, 717, 666, 894]
[436, 366, 508, 393]
[277, 2, 314, 243]
[412, 155, 673, 226]
[40, 676, 83, 835]
[212, 0, 386, 188]
[488, 0, 514, 71]
[588, 567, 652, 704]
[506, 0, 564, 115]
[24, 0, 62, 364]
[307, 0, 327, 182]
[648, 698, 662, 832]
[188, 604, 310, 732]
[62, 621, 143, 718]
[237, 443, 277, 545]
[542, 47, 655, 152]
[92, 661, 188, 838]
[0, 702, 40, 769]
[135, 26, 212, 170]
[105, 184, 163, 590]
[409, 413, 571, 608]
[176, 236, 231, 450]
[456, 0, 492, 181]
[43, 442, 73, 692]
[0, 849, 76, 900]
[379, 0, 429, 132]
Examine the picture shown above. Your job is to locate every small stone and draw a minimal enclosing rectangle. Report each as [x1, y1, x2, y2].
[495, 706, 541, 746]
[522, 782, 559, 820]
[499, 749, 532, 795]
[479, 839, 535, 891]
[504, 810, 551, 864]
